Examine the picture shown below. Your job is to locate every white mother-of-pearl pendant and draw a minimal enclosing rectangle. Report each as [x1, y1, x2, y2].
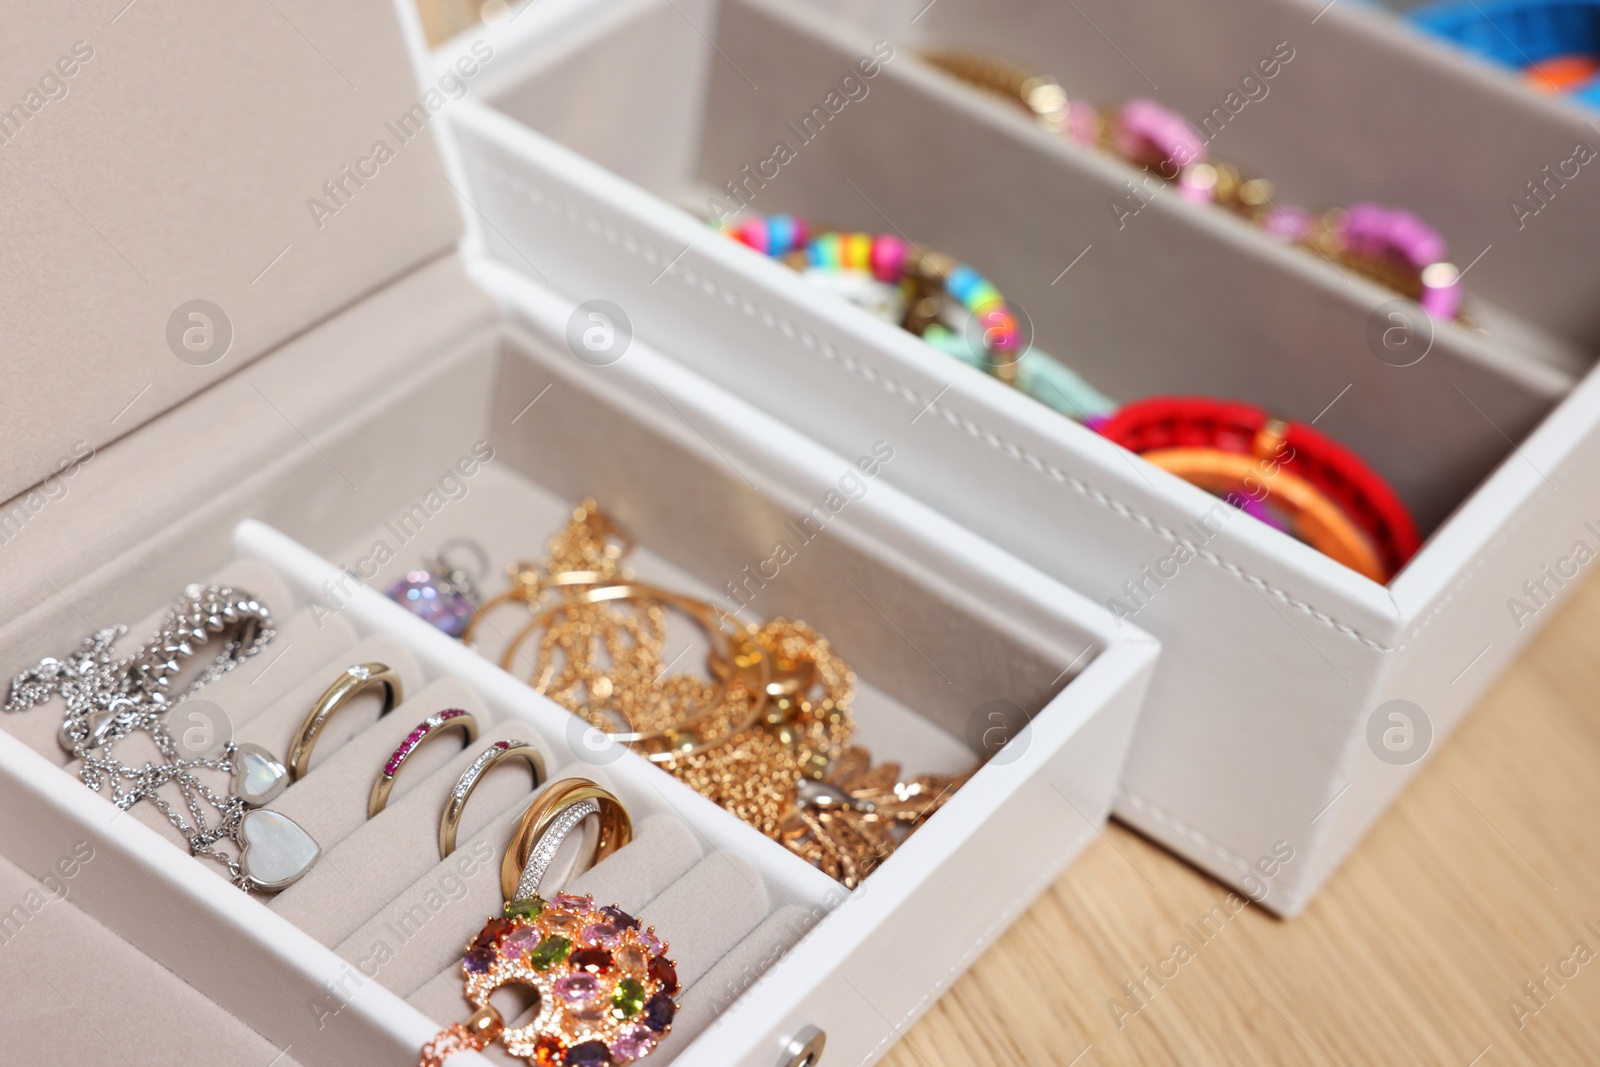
[237, 809, 319, 891]
[233, 742, 289, 807]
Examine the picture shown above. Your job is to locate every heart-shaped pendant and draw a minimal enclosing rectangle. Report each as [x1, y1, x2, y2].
[237, 809, 319, 891]
[233, 742, 289, 807]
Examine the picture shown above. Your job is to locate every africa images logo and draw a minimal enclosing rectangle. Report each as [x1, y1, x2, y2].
[1504, 521, 1600, 630]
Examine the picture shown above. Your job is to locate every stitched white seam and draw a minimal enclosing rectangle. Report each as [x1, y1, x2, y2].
[1118, 791, 1313, 912]
[474, 155, 1530, 657]
[1394, 496, 1533, 645]
[1116, 790, 1257, 881]
[1116, 792, 1309, 914]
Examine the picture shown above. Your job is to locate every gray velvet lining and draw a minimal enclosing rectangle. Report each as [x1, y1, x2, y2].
[3, 557, 816, 1062]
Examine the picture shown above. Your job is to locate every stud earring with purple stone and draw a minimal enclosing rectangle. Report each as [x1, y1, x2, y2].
[387, 538, 489, 638]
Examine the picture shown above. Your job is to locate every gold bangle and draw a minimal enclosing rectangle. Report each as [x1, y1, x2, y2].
[459, 561, 541, 649]
[288, 663, 403, 782]
[461, 505, 639, 649]
[502, 580, 772, 761]
[368, 709, 480, 818]
[439, 739, 546, 858]
[500, 777, 632, 901]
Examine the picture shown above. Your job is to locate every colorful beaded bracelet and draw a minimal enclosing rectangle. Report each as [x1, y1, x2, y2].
[725, 214, 1019, 350]
[716, 213, 1116, 420]
[1095, 396, 1420, 582]
[921, 50, 1467, 322]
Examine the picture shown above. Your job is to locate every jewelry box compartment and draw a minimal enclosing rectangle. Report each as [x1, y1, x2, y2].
[790, 0, 1600, 375]
[433, 0, 1600, 915]
[449, 0, 1576, 543]
[0, 255, 1157, 1067]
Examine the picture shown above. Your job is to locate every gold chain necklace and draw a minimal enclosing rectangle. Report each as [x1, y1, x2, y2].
[468, 501, 971, 887]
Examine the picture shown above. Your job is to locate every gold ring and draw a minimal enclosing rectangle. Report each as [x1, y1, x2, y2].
[288, 663, 402, 781]
[439, 739, 546, 858]
[367, 709, 480, 818]
[461, 565, 617, 649]
[500, 777, 632, 902]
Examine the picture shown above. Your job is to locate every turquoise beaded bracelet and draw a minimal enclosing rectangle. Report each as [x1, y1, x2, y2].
[716, 213, 1114, 421]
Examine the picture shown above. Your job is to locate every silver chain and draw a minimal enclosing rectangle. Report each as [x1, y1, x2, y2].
[5, 584, 276, 889]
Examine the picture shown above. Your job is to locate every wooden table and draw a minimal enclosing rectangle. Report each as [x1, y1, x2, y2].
[889, 576, 1600, 1066]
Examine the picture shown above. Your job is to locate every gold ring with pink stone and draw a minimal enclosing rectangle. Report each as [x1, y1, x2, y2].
[368, 709, 480, 818]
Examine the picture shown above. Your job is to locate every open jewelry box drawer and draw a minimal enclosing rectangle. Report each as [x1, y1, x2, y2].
[0, 250, 1157, 1065]
[427, 0, 1600, 913]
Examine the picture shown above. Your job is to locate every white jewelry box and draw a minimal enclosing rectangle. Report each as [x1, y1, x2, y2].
[0, 2, 1155, 1063]
[431, 0, 1600, 914]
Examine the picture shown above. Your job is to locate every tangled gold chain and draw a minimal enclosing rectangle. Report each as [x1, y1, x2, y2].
[473, 500, 971, 887]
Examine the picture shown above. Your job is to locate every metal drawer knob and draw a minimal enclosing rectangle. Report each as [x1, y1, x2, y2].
[779, 1025, 826, 1067]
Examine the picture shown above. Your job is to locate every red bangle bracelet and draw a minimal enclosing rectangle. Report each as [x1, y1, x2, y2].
[1097, 397, 1420, 582]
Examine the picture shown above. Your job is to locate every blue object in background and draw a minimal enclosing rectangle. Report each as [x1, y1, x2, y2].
[1407, 0, 1600, 104]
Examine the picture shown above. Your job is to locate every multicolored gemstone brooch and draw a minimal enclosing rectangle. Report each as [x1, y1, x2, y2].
[421, 892, 678, 1067]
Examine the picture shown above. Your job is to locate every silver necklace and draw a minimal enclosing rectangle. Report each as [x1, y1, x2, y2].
[5, 584, 318, 892]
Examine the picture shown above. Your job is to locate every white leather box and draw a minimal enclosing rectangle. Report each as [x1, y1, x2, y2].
[434, 0, 1600, 914]
[0, 2, 1155, 1064]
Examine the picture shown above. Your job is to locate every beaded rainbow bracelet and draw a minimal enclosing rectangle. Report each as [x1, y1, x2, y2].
[727, 215, 1020, 351]
[921, 50, 1467, 322]
[716, 213, 1116, 420]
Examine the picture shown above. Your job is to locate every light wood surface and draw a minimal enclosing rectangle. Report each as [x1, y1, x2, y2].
[888, 576, 1600, 1067]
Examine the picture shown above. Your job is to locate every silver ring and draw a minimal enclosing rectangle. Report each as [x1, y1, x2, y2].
[438, 739, 545, 858]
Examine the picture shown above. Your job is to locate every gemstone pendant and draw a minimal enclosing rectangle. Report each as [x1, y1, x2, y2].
[237, 809, 319, 891]
[455, 892, 677, 1064]
[233, 742, 289, 807]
